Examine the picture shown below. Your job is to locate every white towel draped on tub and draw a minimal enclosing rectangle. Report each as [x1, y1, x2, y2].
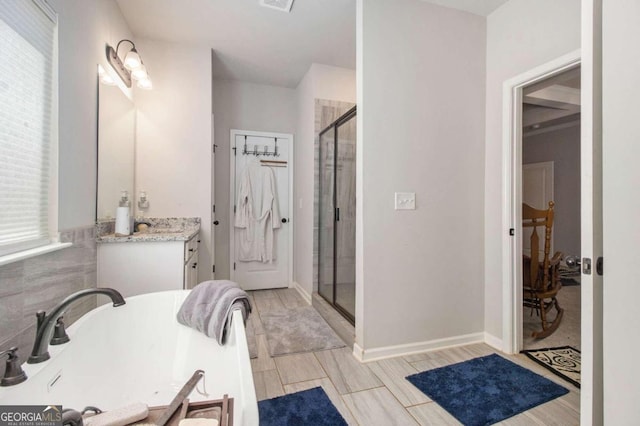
[234, 158, 281, 262]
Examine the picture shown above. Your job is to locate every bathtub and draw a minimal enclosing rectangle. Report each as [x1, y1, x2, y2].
[0, 290, 258, 425]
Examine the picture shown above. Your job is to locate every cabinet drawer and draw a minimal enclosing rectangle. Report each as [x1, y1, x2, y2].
[184, 234, 199, 263]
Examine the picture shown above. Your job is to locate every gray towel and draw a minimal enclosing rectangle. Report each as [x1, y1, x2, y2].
[176, 280, 252, 345]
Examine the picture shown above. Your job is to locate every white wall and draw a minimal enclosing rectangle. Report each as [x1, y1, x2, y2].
[212, 79, 297, 279]
[523, 125, 581, 258]
[602, 0, 640, 421]
[134, 39, 213, 283]
[358, 0, 486, 351]
[294, 64, 356, 296]
[484, 0, 581, 341]
[50, 0, 134, 229]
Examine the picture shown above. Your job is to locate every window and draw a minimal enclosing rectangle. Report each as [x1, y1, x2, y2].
[0, 0, 58, 258]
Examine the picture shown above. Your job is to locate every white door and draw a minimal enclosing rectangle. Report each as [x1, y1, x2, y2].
[522, 161, 554, 257]
[230, 130, 292, 290]
[523, 161, 554, 210]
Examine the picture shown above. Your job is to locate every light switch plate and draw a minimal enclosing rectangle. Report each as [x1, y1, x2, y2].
[395, 192, 416, 210]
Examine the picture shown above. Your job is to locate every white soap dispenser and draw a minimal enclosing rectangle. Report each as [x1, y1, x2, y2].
[115, 190, 131, 236]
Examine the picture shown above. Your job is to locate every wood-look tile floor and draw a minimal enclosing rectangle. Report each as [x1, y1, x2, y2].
[247, 288, 580, 426]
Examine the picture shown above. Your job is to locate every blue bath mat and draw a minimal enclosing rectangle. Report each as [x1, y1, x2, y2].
[406, 354, 568, 426]
[258, 386, 347, 426]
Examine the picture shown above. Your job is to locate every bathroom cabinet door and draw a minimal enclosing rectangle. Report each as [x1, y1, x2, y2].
[98, 236, 199, 297]
[185, 257, 199, 289]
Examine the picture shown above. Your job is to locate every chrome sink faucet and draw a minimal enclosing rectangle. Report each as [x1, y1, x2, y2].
[28, 288, 126, 364]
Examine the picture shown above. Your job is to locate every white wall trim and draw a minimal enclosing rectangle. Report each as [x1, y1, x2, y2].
[352, 333, 485, 363]
[580, 1, 602, 422]
[353, 342, 364, 361]
[0, 242, 72, 267]
[501, 49, 581, 355]
[354, 0, 365, 351]
[291, 281, 312, 305]
[483, 332, 503, 351]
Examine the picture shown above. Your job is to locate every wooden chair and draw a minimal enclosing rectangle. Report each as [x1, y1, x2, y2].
[522, 201, 564, 339]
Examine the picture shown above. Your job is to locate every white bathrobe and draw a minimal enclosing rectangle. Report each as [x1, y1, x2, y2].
[234, 160, 281, 262]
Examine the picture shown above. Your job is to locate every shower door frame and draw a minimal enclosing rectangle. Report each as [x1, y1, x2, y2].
[318, 106, 357, 325]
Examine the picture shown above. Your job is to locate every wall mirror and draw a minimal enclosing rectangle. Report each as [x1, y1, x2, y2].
[97, 65, 135, 220]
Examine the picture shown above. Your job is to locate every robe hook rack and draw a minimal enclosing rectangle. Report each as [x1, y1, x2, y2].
[242, 135, 280, 157]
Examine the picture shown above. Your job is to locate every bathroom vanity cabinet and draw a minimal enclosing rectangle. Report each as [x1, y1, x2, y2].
[97, 232, 200, 298]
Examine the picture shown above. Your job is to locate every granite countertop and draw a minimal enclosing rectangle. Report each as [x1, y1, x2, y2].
[96, 217, 200, 244]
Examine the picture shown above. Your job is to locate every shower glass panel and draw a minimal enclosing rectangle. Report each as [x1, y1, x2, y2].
[318, 130, 335, 305]
[317, 106, 356, 324]
[334, 115, 356, 318]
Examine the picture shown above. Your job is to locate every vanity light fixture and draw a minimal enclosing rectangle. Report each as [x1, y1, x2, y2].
[105, 39, 153, 90]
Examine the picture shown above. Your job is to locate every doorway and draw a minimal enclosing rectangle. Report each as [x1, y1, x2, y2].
[500, 49, 582, 355]
[520, 67, 582, 350]
[229, 130, 293, 291]
[318, 107, 357, 324]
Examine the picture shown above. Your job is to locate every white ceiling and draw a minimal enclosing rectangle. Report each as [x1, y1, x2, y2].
[116, 0, 357, 88]
[420, 0, 510, 17]
[523, 67, 581, 136]
[116, 0, 511, 88]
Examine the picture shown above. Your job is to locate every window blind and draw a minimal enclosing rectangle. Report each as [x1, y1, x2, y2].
[0, 0, 57, 256]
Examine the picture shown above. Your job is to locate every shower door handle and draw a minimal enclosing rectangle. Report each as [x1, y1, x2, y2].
[335, 207, 340, 222]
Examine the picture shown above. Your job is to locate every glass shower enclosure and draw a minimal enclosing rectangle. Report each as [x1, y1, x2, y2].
[318, 106, 356, 324]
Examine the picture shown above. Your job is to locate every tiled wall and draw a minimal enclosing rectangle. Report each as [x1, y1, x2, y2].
[0, 226, 97, 362]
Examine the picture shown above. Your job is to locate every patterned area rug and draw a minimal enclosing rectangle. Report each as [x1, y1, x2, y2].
[406, 354, 568, 426]
[260, 306, 346, 356]
[522, 346, 581, 388]
[258, 387, 347, 426]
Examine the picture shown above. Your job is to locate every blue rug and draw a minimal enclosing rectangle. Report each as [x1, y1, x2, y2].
[258, 386, 347, 426]
[406, 354, 569, 426]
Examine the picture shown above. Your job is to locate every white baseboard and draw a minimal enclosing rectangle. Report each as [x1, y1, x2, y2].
[291, 281, 312, 305]
[483, 332, 503, 351]
[353, 342, 364, 361]
[352, 332, 485, 363]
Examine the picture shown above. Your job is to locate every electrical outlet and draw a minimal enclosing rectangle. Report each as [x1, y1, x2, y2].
[395, 192, 415, 210]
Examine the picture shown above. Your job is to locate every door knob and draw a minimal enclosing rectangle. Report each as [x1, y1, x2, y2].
[213, 220, 219, 225]
[565, 255, 580, 268]
[281, 218, 288, 223]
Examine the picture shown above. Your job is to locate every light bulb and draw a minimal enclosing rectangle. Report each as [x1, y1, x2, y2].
[137, 77, 153, 90]
[131, 64, 148, 81]
[124, 49, 141, 70]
